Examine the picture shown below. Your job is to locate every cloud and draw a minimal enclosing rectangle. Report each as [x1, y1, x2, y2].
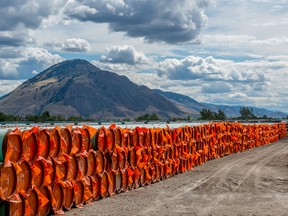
[92, 61, 132, 72]
[228, 92, 248, 99]
[0, 0, 67, 49]
[218, 35, 288, 46]
[201, 82, 232, 93]
[92, 50, 288, 112]
[64, 0, 213, 44]
[205, 92, 254, 106]
[61, 38, 90, 52]
[0, 47, 64, 79]
[44, 38, 91, 53]
[99, 45, 149, 65]
[94, 52, 277, 100]
[156, 55, 270, 85]
[0, 49, 21, 58]
[157, 56, 223, 80]
[32, 70, 38, 75]
[265, 55, 288, 62]
[93, 45, 154, 73]
[0, 80, 25, 96]
[195, 0, 288, 59]
[0, 61, 19, 77]
[0, 0, 62, 31]
[0, 31, 34, 47]
[226, 92, 253, 104]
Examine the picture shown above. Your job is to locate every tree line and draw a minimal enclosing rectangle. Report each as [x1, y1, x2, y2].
[199, 107, 281, 120]
[0, 107, 286, 123]
[0, 111, 162, 123]
[0, 111, 86, 123]
[199, 109, 226, 120]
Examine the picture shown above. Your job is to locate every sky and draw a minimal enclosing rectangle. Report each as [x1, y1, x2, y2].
[0, 0, 288, 113]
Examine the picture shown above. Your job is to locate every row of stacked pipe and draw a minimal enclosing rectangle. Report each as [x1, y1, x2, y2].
[0, 122, 286, 215]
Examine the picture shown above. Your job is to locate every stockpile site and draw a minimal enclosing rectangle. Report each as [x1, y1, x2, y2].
[0, 122, 287, 215]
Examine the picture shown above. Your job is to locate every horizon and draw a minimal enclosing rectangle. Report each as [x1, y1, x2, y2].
[0, 1, 287, 113]
[1, 58, 286, 115]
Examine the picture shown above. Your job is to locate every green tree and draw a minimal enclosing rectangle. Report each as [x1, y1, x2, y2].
[150, 113, 160, 121]
[55, 115, 65, 121]
[214, 109, 226, 120]
[0, 112, 21, 121]
[27, 115, 40, 122]
[199, 109, 214, 120]
[67, 116, 83, 121]
[239, 107, 256, 119]
[41, 111, 51, 122]
[122, 117, 131, 122]
[0, 112, 5, 121]
[135, 113, 160, 121]
[135, 113, 149, 121]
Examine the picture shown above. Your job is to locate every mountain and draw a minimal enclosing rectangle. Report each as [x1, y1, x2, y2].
[0, 59, 183, 119]
[203, 103, 287, 118]
[1, 59, 285, 120]
[155, 90, 287, 118]
[153, 89, 206, 116]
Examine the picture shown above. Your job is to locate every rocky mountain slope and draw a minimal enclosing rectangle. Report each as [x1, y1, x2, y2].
[0, 59, 183, 119]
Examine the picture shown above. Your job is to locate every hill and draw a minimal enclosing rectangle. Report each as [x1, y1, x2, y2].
[0, 59, 183, 119]
[153, 89, 205, 117]
[155, 90, 287, 118]
[203, 103, 287, 118]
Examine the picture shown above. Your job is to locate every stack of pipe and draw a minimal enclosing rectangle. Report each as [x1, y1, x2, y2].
[0, 122, 286, 215]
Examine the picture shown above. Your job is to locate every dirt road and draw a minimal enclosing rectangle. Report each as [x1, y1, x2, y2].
[67, 137, 288, 215]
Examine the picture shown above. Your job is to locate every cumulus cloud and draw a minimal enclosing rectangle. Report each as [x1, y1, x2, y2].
[93, 61, 143, 73]
[0, 49, 21, 59]
[157, 56, 223, 80]
[99, 45, 149, 65]
[148, 55, 284, 108]
[22, 48, 63, 66]
[202, 34, 288, 51]
[225, 92, 254, 104]
[0, 80, 25, 96]
[0, 0, 66, 49]
[0, 61, 19, 77]
[0, 47, 64, 79]
[157, 55, 270, 85]
[45, 38, 91, 53]
[266, 55, 288, 62]
[0, 31, 34, 47]
[64, 0, 212, 44]
[0, 0, 62, 31]
[61, 38, 90, 52]
[201, 82, 232, 93]
[228, 92, 248, 99]
[205, 92, 254, 106]
[93, 45, 154, 73]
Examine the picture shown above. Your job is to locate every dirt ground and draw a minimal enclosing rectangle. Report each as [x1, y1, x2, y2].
[67, 137, 288, 216]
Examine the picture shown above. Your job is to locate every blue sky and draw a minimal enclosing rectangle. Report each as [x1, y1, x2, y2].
[0, 0, 288, 113]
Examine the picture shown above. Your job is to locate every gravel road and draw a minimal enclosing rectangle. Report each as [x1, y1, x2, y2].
[67, 137, 288, 216]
